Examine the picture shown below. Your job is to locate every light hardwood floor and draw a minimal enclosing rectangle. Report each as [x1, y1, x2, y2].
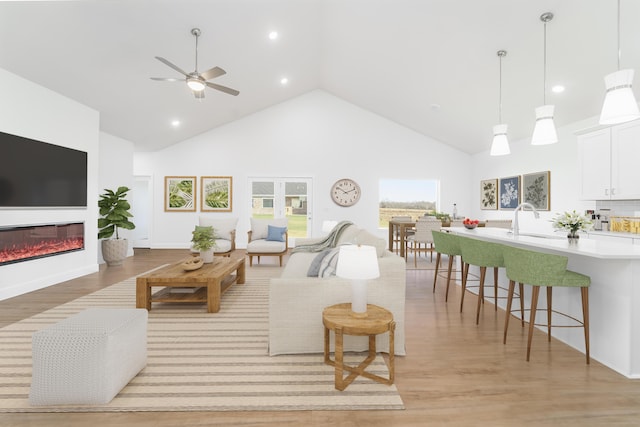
[1, 249, 640, 426]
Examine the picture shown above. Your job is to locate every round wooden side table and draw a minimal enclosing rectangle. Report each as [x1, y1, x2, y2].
[322, 303, 395, 391]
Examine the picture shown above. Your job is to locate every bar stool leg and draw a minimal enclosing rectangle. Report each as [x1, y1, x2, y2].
[504, 280, 515, 344]
[582, 287, 590, 364]
[460, 262, 469, 312]
[433, 253, 441, 293]
[475, 267, 487, 325]
[493, 267, 499, 310]
[519, 283, 525, 327]
[547, 287, 553, 342]
[527, 286, 541, 362]
[445, 256, 454, 302]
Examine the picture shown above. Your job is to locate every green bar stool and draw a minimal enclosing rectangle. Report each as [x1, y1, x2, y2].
[431, 231, 463, 302]
[502, 246, 591, 364]
[458, 236, 524, 325]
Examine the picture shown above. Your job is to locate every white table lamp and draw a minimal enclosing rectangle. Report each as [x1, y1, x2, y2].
[336, 245, 380, 317]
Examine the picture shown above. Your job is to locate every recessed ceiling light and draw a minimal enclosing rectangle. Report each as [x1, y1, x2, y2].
[280, 77, 289, 85]
[268, 31, 278, 40]
[171, 120, 180, 127]
[551, 85, 565, 93]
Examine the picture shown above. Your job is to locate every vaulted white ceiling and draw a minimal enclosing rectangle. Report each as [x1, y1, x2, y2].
[1, 0, 638, 154]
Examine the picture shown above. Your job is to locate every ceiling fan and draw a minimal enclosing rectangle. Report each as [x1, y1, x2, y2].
[151, 28, 239, 99]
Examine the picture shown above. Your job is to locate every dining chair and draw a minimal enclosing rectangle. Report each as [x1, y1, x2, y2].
[406, 218, 441, 266]
[502, 245, 591, 363]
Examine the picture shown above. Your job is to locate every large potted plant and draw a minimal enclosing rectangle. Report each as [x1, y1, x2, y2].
[191, 226, 216, 263]
[98, 186, 136, 266]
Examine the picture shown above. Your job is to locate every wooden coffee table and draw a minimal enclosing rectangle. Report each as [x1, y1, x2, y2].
[136, 256, 245, 313]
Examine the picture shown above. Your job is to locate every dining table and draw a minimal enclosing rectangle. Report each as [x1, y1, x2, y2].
[387, 219, 416, 258]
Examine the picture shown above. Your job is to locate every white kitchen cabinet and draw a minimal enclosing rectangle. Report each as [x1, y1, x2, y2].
[578, 120, 640, 200]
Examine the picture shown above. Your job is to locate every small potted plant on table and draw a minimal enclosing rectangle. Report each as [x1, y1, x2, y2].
[191, 226, 216, 263]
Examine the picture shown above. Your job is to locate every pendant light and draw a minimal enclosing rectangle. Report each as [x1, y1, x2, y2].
[490, 50, 510, 156]
[531, 12, 558, 146]
[599, 0, 640, 125]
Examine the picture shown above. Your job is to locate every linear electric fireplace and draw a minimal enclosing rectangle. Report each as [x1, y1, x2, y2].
[0, 222, 84, 266]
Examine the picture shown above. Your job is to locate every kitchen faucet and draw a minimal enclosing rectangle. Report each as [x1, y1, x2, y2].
[512, 202, 540, 236]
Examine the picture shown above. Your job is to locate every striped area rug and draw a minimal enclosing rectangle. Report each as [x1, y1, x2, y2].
[0, 265, 404, 412]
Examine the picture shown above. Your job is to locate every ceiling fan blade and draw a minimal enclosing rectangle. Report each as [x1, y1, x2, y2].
[200, 66, 226, 80]
[150, 77, 185, 82]
[155, 56, 189, 77]
[205, 81, 240, 96]
[193, 90, 205, 99]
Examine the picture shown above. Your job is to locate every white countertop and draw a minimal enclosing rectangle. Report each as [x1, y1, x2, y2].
[446, 227, 640, 260]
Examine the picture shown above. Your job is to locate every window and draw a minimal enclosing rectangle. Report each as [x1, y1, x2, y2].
[379, 179, 439, 227]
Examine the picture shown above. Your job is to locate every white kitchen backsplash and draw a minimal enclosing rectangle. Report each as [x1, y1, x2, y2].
[595, 200, 640, 217]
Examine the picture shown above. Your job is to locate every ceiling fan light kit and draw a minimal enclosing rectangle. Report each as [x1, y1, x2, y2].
[599, 0, 640, 125]
[531, 12, 558, 146]
[490, 50, 510, 156]
[151, 27, 239, 98]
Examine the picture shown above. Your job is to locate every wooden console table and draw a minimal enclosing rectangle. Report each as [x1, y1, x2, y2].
[136, 257, 245, 313]
[322, 303, 395, 391]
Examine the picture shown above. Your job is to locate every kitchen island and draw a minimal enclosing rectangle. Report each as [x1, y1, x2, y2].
[446, 227, 640, 378]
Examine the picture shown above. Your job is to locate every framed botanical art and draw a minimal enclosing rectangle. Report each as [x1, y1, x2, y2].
[499, 175, 520, 210]
[201, 176, 232, 212]
[522, 171, 550, 211]
[164, 176, 196, 212]
[480, 179, 498, 210]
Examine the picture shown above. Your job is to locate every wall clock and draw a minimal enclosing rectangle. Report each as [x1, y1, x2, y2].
[331, 178, 361, 207]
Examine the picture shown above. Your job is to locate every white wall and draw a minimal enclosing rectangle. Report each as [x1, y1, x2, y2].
[470, 116, 600, 234]
[0, 68, 100, 300]
[98, 131, 135, 263]
[134, 90, 473, 248]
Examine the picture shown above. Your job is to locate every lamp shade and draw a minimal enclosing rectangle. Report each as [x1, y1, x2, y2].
[490, 124, 510, 156]
[531, 105, 558, 145]
[336, 245, 380, 280]
[599, 69, 640, 125]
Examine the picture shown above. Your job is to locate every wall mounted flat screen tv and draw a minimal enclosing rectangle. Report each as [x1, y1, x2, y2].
[0, 130, 87, 208]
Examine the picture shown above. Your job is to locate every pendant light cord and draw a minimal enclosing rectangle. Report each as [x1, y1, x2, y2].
[543, 19, 547, 105]
[617, 0, 621, 70]
[498, 52, 503, 123]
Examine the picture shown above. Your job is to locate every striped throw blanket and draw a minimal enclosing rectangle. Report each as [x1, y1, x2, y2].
[291, 220, 353, 253]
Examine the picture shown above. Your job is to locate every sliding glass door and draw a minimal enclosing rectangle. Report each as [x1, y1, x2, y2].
[249, 177, 312, 238]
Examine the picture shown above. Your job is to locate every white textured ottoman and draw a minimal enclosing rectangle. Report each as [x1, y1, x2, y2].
[29, 308, 148, 406]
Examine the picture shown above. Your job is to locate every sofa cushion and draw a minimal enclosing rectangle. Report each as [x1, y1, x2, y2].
[353, 229, 386, 257]
[199, 216, 238, 241]
[336, 224, 359, 245]
[318, 246, 341, 278]
[250, 218, 288, 240]
[307, 248, 332, 277]
[266, 225, 287, 242]
[247, 239, 286, 253]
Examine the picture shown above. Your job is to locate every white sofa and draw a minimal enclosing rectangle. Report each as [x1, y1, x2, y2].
[269, 224, 406, 356]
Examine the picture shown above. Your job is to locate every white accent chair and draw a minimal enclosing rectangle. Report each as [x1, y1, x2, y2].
[196, 216, 238, 256]
[246, 217, 289, 266]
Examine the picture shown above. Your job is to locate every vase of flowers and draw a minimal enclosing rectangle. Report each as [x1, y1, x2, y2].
[551, 210, 593, 239]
